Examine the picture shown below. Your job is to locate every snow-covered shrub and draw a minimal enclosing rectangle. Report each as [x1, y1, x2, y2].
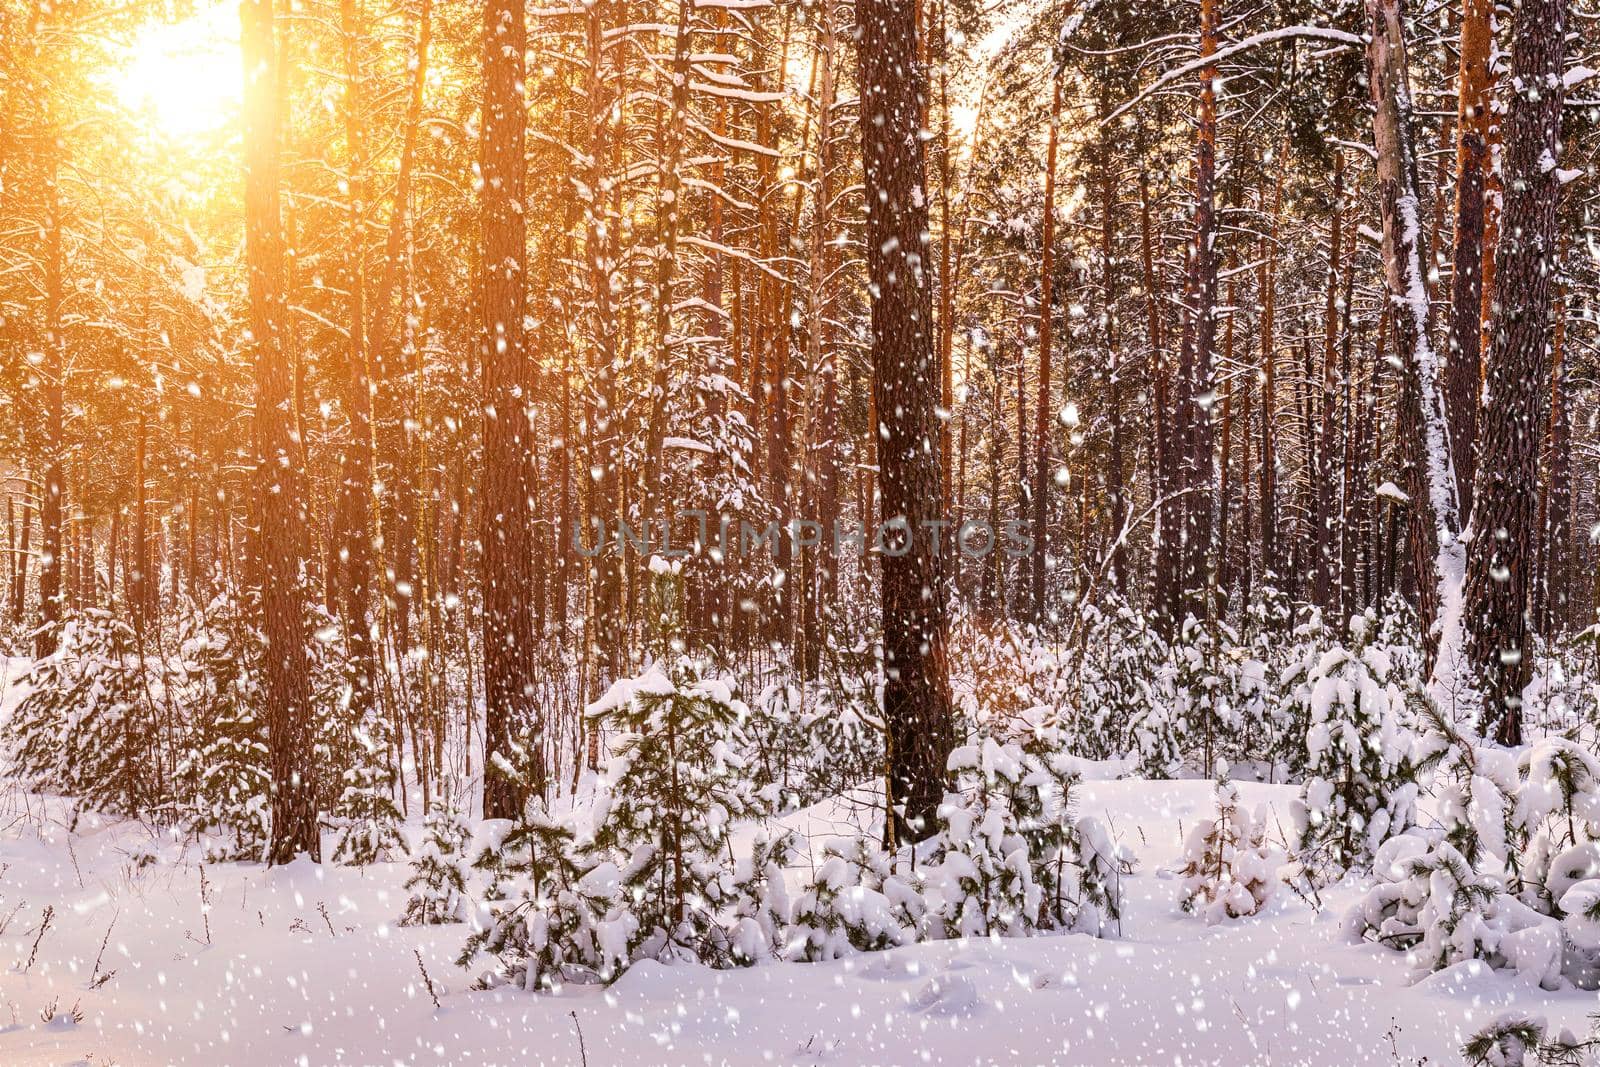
[1286, 612, 1418, 882]
[1349, 700, 1600, 988]
[1077, 601, 1172, 773]
[935, 733, 1123, 937]
[1165, 615, 1238, 775]
[1347, 830, 1518, 978]
[1177, 776, 1282, 923]
[460, 803, 611, 990]
[1463, 1014, 1599, 1067]
[326, 712, 407, 866]
[1371, 592, 1424, 688]
[747, 655, 880, 809]
[4, 610, 165, 816]
[583, 656, 775, 969]
[727, 830, 801, 964]
[172, 597, 271, 860]
[931, 777, 1039, 938]
[463, 658, 794, 988]
[786, 836, 924, 961]
[401, 801, 472, 926]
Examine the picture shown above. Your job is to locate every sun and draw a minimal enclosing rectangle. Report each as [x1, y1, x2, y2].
[110, 3, 240, 140]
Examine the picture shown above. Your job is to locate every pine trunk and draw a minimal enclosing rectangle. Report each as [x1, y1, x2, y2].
[480, 0, 541, 816]
[1463, 0, 1566, 743]
[858, 0, 954, 843]
[245, 0, 318, 864]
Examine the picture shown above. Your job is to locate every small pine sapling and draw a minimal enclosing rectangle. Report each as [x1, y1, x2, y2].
[1287, 613, 1418, 883]
[401, 800, 473, 926]
[1177, 772, 1283, 923]
[786, 836, 925, 960]
[460, 802, 609, 990]
[583, 641, 773, 971]
[5, 610, 162, 816]
[174, 596, 271, 861]
[327, 712, 408, 866]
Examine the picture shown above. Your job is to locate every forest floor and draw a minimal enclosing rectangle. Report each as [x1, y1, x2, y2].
[0, 659, 1591, 1066]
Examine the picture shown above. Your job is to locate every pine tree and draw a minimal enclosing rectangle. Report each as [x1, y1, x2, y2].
[327, 707, 407, 866]
[584, 655, 771, 968]
[5, 610, 162, 816]
[460, 802, 610, 990]
[1178, 774, 1282, 923]
[858, 0, 955, 844]
[174, 596, 271, 861]
[787, 836, 925, 961]
[401, 800, 472, 926]
[1288, 613, 1418, 881]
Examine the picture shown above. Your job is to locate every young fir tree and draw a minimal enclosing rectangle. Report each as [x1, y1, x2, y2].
[583, 652, 769, 970]
[1287, 613, 1418, 882]
[1346, 700, 1600, 987]
[174, 595, 271, 861]
[5, 610, 161, 817]
[1177, 770, 1282, 923]
[401, 800, 473, 926]
[1077, 597, 1167, 765]
[786, 836, 926, 960]
[460, 802, 612, 990]
[326, 709, 408, 866]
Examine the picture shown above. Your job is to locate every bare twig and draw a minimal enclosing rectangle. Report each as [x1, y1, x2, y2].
[24, 905, 54, 972]
[89, 912, 118, 989]
[414, 950, 441, 1010]
[571, 1011, 590, 1067]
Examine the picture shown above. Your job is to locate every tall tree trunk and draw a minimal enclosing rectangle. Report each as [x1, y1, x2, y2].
[245, 0, 318, 864]
[1366, 0, 1462, 685]
[857, 0, 954, 843]
[1156, 0, 1220, 632]
[36, 136, 63, 656]
[639, 0, 694, 520]
[583, 0, 622, 700]
[1536, 293, 1569, 634]
[1445, 0, 1493, 511]
[479, 0, 541, 816]
[1463, 0, 1566, 743]
[1099, 88, 1127, 593]
[1312, 152, 1344, 609]
[1032, 70, 1064, 624]
[1257, 160, 1283, 583]
[339, 0, 381, 725]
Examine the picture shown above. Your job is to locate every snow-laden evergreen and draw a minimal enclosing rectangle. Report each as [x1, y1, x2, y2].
[1176, 772, 1283, 923]
[1284, 612, 1418, 882]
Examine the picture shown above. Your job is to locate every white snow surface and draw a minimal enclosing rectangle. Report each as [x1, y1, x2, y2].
[0, 668, 1591, 1064]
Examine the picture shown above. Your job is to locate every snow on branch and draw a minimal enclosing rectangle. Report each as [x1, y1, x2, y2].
[1102, 26, 1365, 127]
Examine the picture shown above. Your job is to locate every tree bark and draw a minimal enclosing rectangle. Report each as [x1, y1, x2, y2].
[1032, 70, 1064, 624]
[1366, 0, 1462, 684]
[1445, 0, 1493, 512]
[36, 136, 63, 657]
[1463, 0, 1566, 743]
[857, 0, 954, 843]
[479, 0, 541, 817]
[1155, 0, 1220, 632]
[245, 0, 318, 864]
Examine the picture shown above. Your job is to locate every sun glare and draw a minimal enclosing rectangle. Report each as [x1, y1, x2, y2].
[110, 3, 240, 140]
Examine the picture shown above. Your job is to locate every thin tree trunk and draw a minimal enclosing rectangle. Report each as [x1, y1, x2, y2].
[36, 136, 63, 655]
[1366, 0, 1462, 686]
[1032, 70, 1064, 624]
[1156, 0, 1220, 631]
[1445, 0, 1492, 512]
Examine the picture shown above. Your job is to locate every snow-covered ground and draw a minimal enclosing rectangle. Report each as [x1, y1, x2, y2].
[0, 663, 1589, 1066]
